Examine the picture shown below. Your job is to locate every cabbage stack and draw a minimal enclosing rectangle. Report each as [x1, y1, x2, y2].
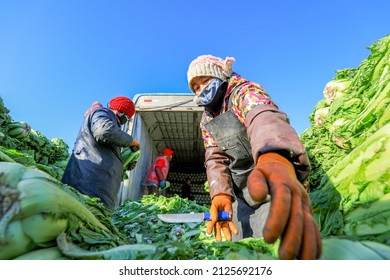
[0, 162, 128, 259]
[0, 97, 70, 180]
[300, 33, 390, 244]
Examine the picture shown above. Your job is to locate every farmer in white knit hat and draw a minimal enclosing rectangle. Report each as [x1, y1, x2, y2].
[187, 54, 322, 260]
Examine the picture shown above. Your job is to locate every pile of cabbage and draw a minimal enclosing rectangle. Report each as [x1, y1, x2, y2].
[1, 164, 388, 260]
[0, 98, 70, 180]
[0, 163, 279, 260]
[300, 33, 390, 243]
[0, 162, 129, 260]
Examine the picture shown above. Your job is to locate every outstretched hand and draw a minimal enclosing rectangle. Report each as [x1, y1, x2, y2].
[247, 152, 322, 260]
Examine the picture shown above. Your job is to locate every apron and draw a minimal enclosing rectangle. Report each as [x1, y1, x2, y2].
[204, 93, 270, 240]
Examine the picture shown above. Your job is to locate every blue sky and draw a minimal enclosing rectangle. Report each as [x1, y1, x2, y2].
[1, 0, 389, 150]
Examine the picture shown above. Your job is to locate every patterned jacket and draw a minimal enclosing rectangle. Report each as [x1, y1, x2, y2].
[201, 73, 310, 199]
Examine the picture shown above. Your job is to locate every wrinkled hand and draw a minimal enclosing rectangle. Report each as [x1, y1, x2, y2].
[127, 162, 137, 171]
[247, 152, 322, 260]
[130, 140, 140, 152]
[206, 194, 238, 242]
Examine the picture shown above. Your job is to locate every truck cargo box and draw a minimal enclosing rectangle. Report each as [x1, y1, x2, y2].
[117, 93, 211, 206]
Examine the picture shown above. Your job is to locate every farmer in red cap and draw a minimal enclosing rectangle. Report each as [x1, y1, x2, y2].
[144, 147, 173, 196]
[62, 96, 140, 210]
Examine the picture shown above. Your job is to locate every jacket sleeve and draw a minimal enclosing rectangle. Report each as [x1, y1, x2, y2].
[204, 146, 235, 200]
[90, 108, 133, 147]
[245, 104, 310, 183]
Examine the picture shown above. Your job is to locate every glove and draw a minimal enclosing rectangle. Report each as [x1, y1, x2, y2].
[247, 152, 322, 260]
[127, 162, 137, 171]
[159, 180, 166, 189]
[206, 194, 238, 242]
[130, 140, 140, 152]
[159, 180, 170, 190]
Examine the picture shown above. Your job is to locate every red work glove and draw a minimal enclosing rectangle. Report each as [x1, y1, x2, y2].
[130, 140, 140, 152]
[206, 194, 238, 242]
[247, 152, 322, 260]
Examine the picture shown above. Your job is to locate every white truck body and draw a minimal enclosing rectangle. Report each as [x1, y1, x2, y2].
[117, 93, 210, 205]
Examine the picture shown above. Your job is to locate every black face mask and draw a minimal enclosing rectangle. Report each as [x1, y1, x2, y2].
[203, 80, 228, 113]
[117, 112, 128, 125]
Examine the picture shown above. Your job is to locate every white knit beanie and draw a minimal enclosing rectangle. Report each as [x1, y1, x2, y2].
[187, 55, 235, 93]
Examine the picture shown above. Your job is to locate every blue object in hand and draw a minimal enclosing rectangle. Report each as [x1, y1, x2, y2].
[159, 180, 166, 189]
[203, 211, 231, 221]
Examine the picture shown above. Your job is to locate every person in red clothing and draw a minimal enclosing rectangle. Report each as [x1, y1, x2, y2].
[187, 54, 322, 259]
[144, 148, 173, 195]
